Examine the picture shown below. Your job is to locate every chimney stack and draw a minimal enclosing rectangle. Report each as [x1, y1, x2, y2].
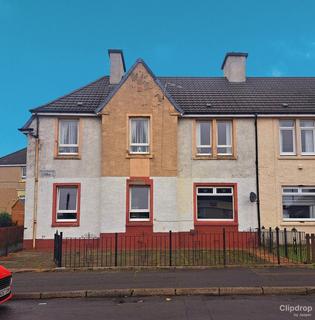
[221, 52, 248, 82]
[108, 49, 126, 84]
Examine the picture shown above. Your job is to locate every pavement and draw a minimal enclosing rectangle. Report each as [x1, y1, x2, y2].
[7, 267, 315, 299]
[1, 296, 314, 320]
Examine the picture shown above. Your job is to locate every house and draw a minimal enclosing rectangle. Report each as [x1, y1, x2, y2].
[0, 148, 27, 225]
[20, 50, 315, 249]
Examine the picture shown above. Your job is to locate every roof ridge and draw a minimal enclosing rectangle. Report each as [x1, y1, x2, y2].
[30, 75, 109, 113]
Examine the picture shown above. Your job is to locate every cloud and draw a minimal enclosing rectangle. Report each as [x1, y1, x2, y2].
[271, 68, 284, 77]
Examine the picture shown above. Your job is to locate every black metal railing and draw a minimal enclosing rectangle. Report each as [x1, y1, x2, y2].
[54, 228, 314, 268]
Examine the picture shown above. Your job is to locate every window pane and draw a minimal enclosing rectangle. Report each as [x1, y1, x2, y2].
[197, 188, 213, 194]
[302, 188, 315, 193]
[216, 187, 232, 194]
[59, 146, 79, 154]
[197, 195, 233, 219]
[130, 212, 150, 219]
[58, 187, 77, 211]
[197, 122, 211, 146]
[300, 120, 315, 127]
[283, 188, 299, 193]
[283, 195, 315, 219]
[59, 120, 78, 145]
[197, 147, 212, 154]
[131, 186, 149, 210]
[130, 146, 149, 153]
[301, 129, 314, 153]
[280, 120, 294, 128]
[280, 129, 294, 153]
[217, 121, 231, 145]
[131, 119, 148, 144]
[217, 147, 232, 154]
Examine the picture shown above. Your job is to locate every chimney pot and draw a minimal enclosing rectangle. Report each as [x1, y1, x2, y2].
[221, 52, 248, 83]
[108, 49, 126, 84]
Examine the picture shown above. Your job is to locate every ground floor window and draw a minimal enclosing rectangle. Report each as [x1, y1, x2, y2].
[127, 178, 153, 224]
[52, 183, 80, 226]
[130, 185, 150, 220]
[282, 186, 315, 221]
[196, 185, 234, 220]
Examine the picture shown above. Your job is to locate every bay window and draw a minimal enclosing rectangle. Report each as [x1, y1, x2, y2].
[129, 118, 150, 154]
[58, 119, 79, 155]
[196, 186, 234, 220]
[282, 187, 315, 221]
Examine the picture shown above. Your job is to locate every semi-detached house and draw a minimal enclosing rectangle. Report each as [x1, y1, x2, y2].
[20, 50, 315, 248]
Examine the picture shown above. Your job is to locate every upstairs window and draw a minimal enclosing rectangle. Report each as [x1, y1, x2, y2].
[196, 121, 212, 155]
[300, 120, 315, 155]
[196, 186, 234, 220]
[129, 118, 150, 154]
[282, 187, 315, 221]
[217, 121, 232, 155]
[58, 119, 79, 155]
[21, 166, 26, 180]
[279, 120, 296, 155]
[56, 185, 79, 222]
[129, 185, 150, 221]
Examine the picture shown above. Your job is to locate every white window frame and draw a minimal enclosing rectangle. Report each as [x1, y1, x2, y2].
[56, 186, 78, 222]
[196, 186, 234, 221]
[216, 121, 233, 156]
[279, 120, 296, 156]
[300, 120, 315, 155]
[129, 185, 150, 221]
[21, 166, 26, 179]
[196, 121, 212, 155]
[129, 118, 150, 154]
[58, 119, 79, 155]
[282, 186, 315, 222]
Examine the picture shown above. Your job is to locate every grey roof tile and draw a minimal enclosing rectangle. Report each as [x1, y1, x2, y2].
[0, 148, 27, 166]
[29, 74, 315, 115]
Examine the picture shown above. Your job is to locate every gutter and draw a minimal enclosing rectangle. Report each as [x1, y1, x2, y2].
[254, 114, 261, 242]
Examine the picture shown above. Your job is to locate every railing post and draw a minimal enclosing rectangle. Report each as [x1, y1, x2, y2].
[5, 227, 9, 256]
[306, 234, 311, 264]
[58, 232, 63, 267]
[223, 228, 226, 266]
[284, 228, 288, 258]
[311, 234, 315, 264]
[269, 227, 273, 253]
[114, 232, 118, 267]
[275, 227, 280, 265]
[169, 230, 172, 267]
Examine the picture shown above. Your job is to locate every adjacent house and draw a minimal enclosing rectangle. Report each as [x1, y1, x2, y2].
[0, 148, 27, 225]
[20, 50, 315, 248]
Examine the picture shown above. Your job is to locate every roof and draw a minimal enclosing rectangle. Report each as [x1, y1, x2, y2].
[27, 61, 315, 116]
[0, 148, 27, 166]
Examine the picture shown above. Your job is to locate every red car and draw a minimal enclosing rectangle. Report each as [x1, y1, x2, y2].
[0, 266, 12, 304]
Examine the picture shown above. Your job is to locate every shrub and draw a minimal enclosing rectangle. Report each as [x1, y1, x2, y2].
[0, 212, 13, 227]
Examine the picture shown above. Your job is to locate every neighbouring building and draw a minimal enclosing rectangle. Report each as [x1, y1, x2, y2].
[0, 148, 27, 225]
[19, 50, 315, 248]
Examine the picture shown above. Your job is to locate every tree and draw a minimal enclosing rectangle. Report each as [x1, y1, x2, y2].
[0, 212, 13, 227]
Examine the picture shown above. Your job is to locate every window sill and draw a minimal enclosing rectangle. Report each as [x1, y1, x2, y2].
[54, 155, 81, 160]
[194, 221, 238, 226]
[280, 221, 315, 227]
[126, 221, 153, 227]
[278, 155, 315, 160]
[193, 155, 237, 160]
[51, 222, 80, 227]
[126, 153, 154, 159]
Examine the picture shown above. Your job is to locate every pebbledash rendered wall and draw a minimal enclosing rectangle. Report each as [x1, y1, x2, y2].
[177, 118, 258, 232]
[24, 116, 258, 243]
[24, 116, 102, 242]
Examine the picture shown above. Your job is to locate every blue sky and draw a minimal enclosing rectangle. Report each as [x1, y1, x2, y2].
[1, 0, 315, 156]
